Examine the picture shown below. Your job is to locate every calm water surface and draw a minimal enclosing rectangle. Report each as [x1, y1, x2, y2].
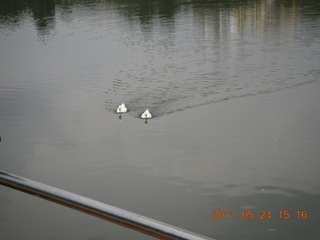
[0, 0, 320, 239]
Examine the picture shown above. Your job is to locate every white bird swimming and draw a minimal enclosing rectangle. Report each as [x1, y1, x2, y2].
[116, 103, 127, 113]
[141, 109, 152, 119]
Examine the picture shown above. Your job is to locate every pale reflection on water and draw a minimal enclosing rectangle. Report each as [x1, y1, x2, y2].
[0, 0, 320, 239]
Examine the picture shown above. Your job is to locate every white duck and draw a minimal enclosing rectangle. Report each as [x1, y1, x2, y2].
[141, 109, 152, 119]
[116, 103, 127, 113]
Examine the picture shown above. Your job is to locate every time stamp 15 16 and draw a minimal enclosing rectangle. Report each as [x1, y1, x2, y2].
[211, 210, 308, 220]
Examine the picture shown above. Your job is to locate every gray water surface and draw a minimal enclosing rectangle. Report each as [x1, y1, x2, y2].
[0, 0, 320, 239]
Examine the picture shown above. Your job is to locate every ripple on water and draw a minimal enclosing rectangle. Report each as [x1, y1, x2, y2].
[104, 60, 320, 119]
[99, 2, 320, 119]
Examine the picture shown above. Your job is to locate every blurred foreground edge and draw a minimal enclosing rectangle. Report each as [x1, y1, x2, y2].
[0, 170, 215, 240]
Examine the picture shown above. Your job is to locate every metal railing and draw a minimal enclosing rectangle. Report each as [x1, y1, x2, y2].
[0, 170, 215, 240]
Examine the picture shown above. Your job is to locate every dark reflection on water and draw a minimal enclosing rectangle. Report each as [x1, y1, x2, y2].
[0, 0, 55, 29]
[100, 0, 320, 118]
[1, 1, 320, 117]
[1, 0, 320, 239]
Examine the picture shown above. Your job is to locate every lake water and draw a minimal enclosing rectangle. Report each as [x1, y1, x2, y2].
[0, 0, 320, 239]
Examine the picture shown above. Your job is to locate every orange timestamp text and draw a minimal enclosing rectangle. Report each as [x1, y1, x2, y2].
[211, 210, 308, 220]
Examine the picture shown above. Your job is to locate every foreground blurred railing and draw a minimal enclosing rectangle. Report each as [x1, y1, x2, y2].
[0, 170, 214, 240]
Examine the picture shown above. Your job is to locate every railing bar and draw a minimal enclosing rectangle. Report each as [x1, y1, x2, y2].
[0, 170, 215, 240]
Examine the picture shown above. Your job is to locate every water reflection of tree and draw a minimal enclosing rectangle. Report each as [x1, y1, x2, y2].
[113, 0, 179, 22]
[0, 0, 319, 38]
[0, 0, 181, 36]
[30, 0, 56, 38]
[0, 0, 56, 40]
[0, 0, 27, 16]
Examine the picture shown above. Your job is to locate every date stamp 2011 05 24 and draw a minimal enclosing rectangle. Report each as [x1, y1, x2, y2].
[211, 210, 308, 220]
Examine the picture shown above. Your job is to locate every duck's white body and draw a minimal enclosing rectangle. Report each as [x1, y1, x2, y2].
[117, 103, 127, 113]
[141, 109, 152, 119]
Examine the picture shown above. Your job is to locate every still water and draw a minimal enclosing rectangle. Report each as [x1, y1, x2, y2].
[0, 0, 320, 239]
